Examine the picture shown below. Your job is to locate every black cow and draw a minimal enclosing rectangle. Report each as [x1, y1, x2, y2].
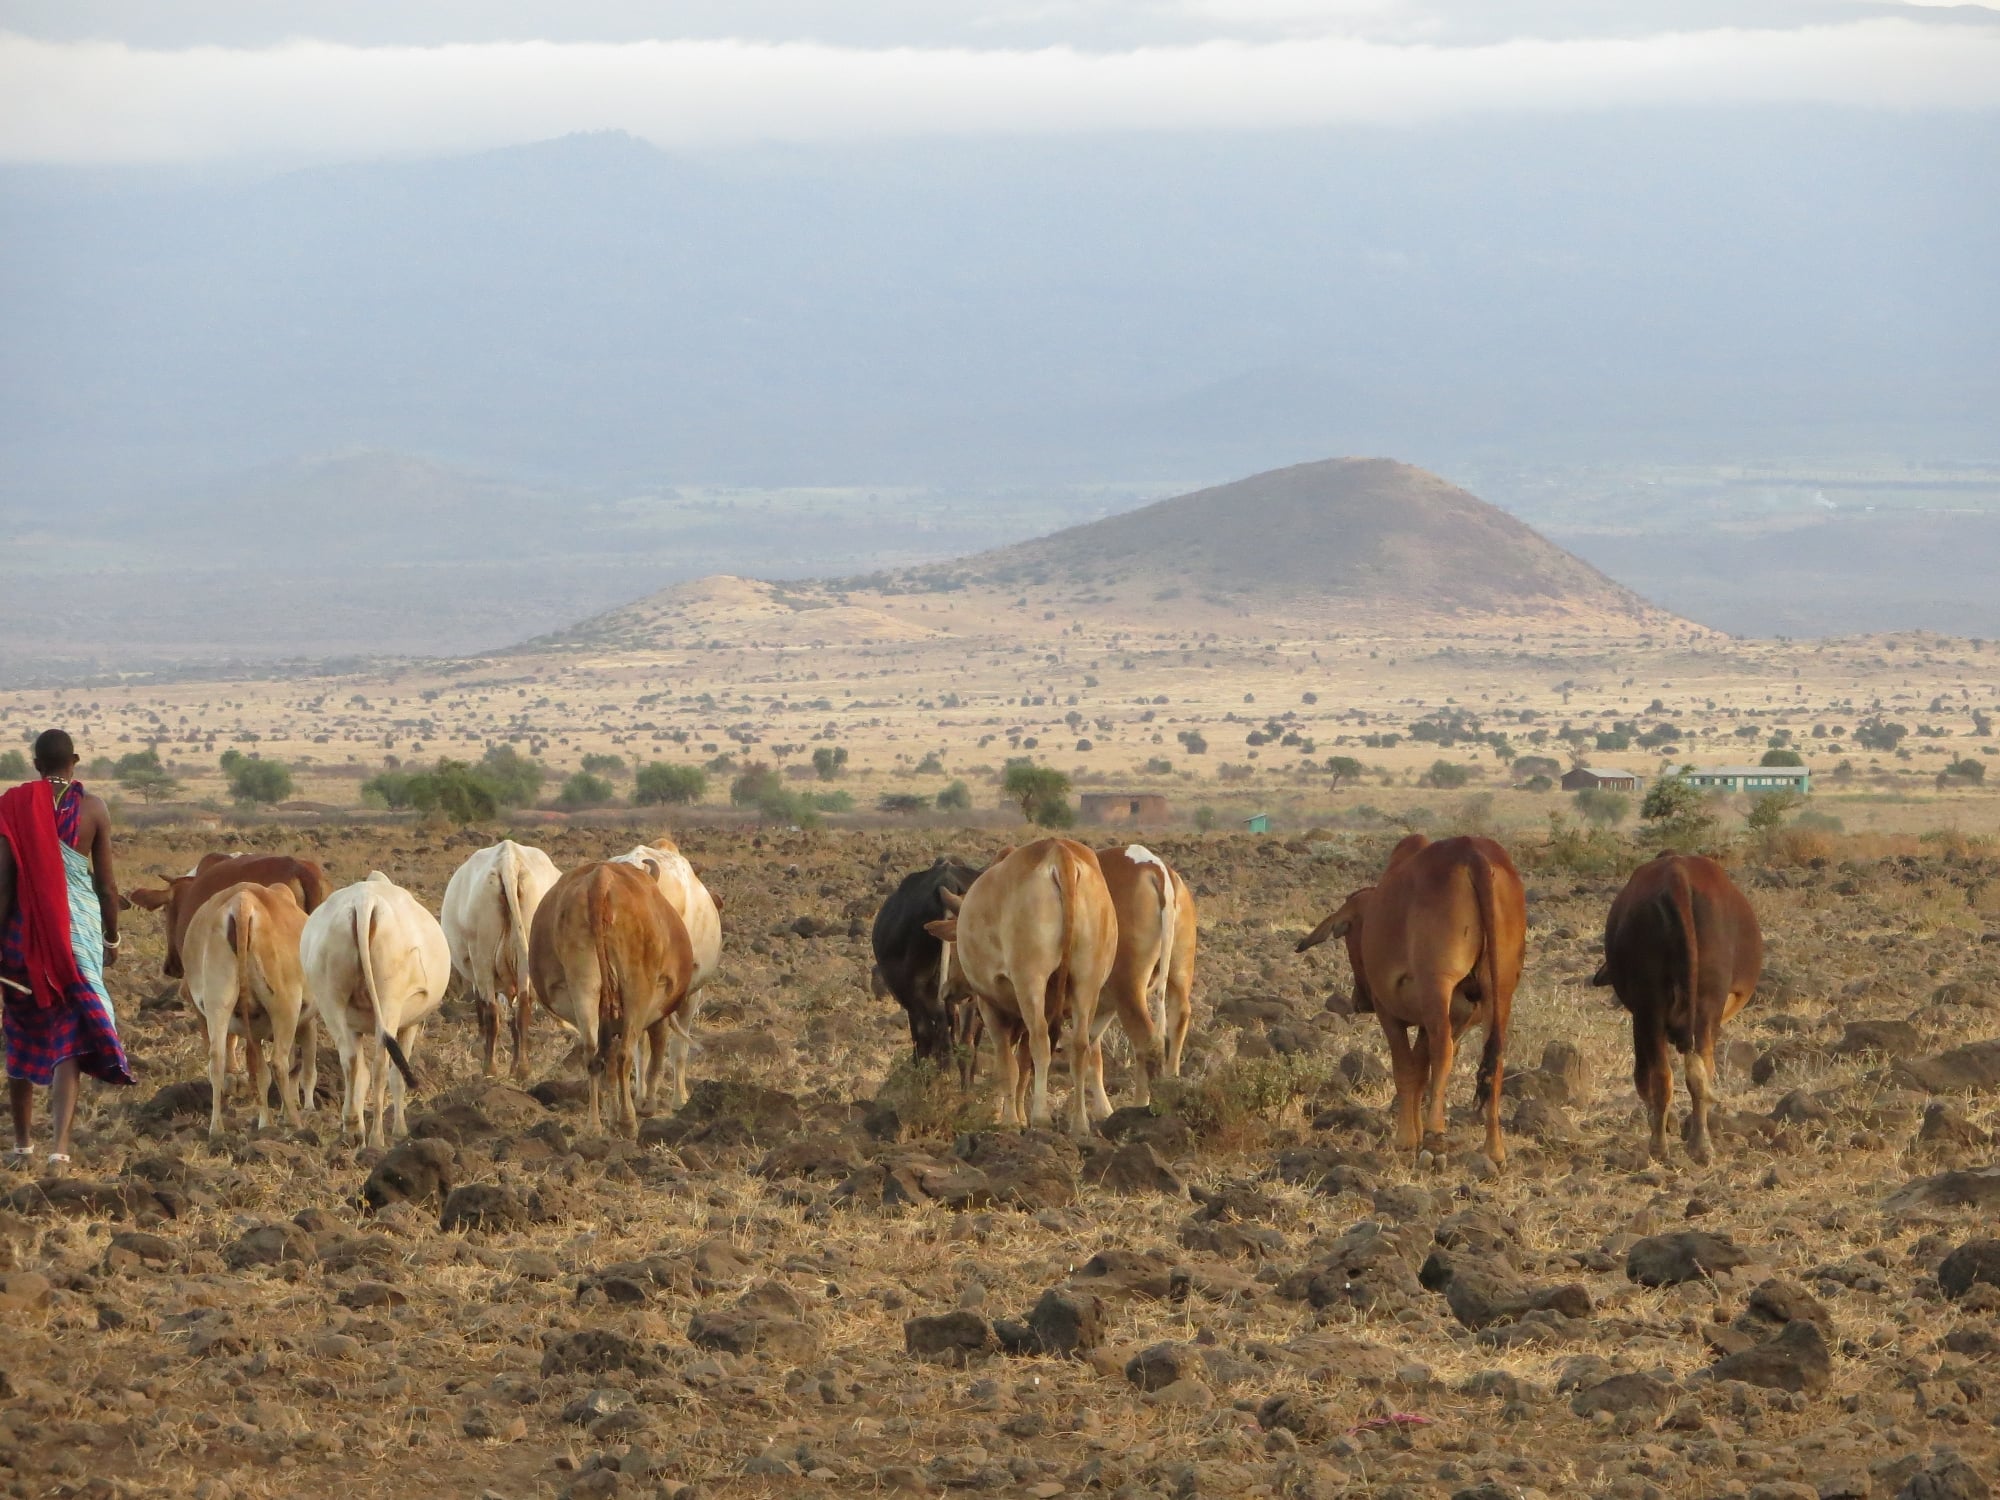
[871, 856, 983, 1069]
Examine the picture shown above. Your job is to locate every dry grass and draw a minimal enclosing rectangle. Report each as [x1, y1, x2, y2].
[0, 816, 1995, 1500]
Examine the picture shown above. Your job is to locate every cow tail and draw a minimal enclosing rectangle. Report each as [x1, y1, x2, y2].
[588, 875, 621, 1078]
[1662, 861, 1700, 1051]
[1150, 862, 1177, 1022]
[227, 899, 252, 1022]
[1469, 850, 1507, 1108]
[1049, 847, 1076, 1024]
[500, 845, 534, 1030]
[357, 899, 421, 1091]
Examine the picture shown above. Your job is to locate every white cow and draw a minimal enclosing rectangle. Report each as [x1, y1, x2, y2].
[611, 839, 722, 1108]
[301, 872, 452, 1146]
[440, 840, 561, 1082]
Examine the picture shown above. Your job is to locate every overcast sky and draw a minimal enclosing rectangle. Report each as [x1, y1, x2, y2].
[1, 1, 1996, 164]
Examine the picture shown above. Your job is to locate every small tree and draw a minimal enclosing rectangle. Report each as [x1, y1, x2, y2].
[361, 770, 418, 809]
[1760, 748, 1805, 767]
[914, 753, 946, 775]
[1573, 787, 1630, 826]
[580, 753, 626, 777]
[480, 744, 546, 807]
[634, 762, 707, 805]
[0, 750, 26, 780]
[878, 793, 927, 815]
[120, 765, 183, 803]
[1421, 760, 1471, 789]
[1193, 806, 1217, 831]
[1002, 760, 1072, 826]
[227, 757, 293, 806]
[1642, 769, 1719, 852]
[558, 772, 614, 809]
[1939, 757, 1987, 788]
[811, 746, 849, 781]
[1325, 755, 1364, 788]
[408, 761, 499, 823]
[935, 780, 972, 812]
[731, 763, 785, 807]
[1853, 716, 1907, 753]
[1746, 788, 1803, 834]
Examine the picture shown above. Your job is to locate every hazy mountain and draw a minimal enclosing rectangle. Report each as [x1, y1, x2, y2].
[552, 458, 1681, 654]
[3, 109, 1994, 510]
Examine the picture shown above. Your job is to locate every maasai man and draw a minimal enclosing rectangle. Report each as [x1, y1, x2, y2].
[0, 730, 133, 1169]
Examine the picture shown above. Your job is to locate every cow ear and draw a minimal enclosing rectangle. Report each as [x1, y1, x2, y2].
[709, 893, 724, 912]
[1589, 964, 1611, 987]
[939, 888, 963, 912]
[128, 887, 172, 911]
[924, 919, 958, 942]
[641, 858, 661, 879]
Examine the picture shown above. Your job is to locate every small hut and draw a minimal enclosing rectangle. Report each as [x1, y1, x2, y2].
[1079, 791, 1171, 826]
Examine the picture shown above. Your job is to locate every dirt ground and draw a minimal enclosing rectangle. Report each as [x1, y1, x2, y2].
[1, 819, 1997, 1500]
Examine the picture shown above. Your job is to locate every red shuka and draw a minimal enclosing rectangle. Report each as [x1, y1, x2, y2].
[0, 781, 85, 1009]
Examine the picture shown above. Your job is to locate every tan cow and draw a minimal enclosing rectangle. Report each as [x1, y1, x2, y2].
[529, 861, 695, 1137]
[611, 839, 722, 1108]
[1298, 834, 1526, 1166]
[1089, 844, 1198, 1110]
[301, 872, 452, 1147]
[181, 881, 315, 1138]
[925, 838, 1118, 1135]
[127, 853, 330, 981]
[441, 839, 562, 1081]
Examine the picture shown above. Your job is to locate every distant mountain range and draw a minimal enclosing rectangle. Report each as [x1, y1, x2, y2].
[3, 109, 1994, 510]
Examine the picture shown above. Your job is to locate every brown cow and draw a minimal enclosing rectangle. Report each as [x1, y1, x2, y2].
[529, 861, 694, 1137]
[128, 853, 330, 981]
[1297, 834, 1525, 1165]
[1592, 853, 1762, 1165]
[1089, 844, 1198, 1109]
[925, 838, 1118, 1135]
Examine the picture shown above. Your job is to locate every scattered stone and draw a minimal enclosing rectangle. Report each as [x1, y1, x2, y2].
[1126, 1342, 1203, 1392]
[361, 1138, 456, 1211]
[134, 1080, 213, 1130]
[560, 1389, 633, 1425]
[540, 1329, 666, 1379]
[687, 1284, 818, 1364]
[1096, 1106, 1194, 1157]
[639, 1080, 803, 1150]
[1023, 1288, 1105, 1357]
[904, 1311, 994, 1365]
[1570, 1372, 1673, 1418]
[1626, 1231, 1751, 1287]
[1895, 1040, 2000, 1094]
[1917, 1103, 1991, 1151]
[1707, 1317, 1831, 1393]
[1896, 1450, 1991, 1500]
[223, 1221, 316, 1269]
[1083, 1141, 1185, 1196]
[439, 1184, 525, 1233]
[1834, 1019, 1923, 1058]
[1884, 1165, 2000, 1213]
[1421, 1249, 1590, 1330]
[1937, 1239, 2000, 1300]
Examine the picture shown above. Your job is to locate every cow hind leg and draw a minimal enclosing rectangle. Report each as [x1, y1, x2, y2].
[1475, 1021, 1507, 1167]
[1101, 973, 1162, 1110]
[297, 1011, 319, 1115]
[1379, 1020, 1424, 1154]
[391, 1026, 420, 1139]
[1014, 974, 1057, 1130]
[1684, 1028, 1719, 1166]
[1632, 1014, 1674, 1160]
[247, 1036, 272, 1133]
[1417, 1014, 1456, 1159]
[510, 991, 534, 1084]
[475, 992, 500, 1078]
[271, 1009, 302, 1130]
[206, 1015, 233, 1140]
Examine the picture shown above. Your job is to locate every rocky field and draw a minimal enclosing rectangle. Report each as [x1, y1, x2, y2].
[2, 823, 1998, 1500]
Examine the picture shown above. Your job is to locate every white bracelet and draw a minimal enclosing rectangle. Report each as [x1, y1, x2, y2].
[103, 935, 121, 949]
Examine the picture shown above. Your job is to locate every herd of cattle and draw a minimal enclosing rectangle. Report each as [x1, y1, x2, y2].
[123, 831, 1763, 1169]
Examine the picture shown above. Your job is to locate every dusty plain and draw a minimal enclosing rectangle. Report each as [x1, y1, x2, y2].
[0, 588, 1999, 1500]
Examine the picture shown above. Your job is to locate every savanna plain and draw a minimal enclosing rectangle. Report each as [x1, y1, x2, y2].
[3, 599, 2000, 1500]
